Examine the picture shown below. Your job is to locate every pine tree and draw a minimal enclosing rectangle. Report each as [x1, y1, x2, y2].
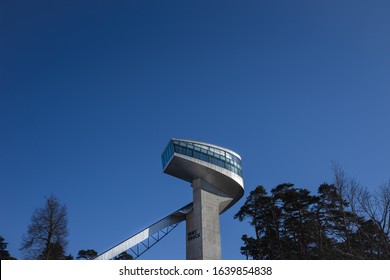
[77, 249, 98, 260]
[0, 236, 16, 260]
[114, 251, 133, 260]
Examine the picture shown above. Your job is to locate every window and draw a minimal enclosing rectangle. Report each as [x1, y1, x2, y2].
[193, 150, 201, 160]
[167, 140, 242, 177]
[185, 148, 193, 157]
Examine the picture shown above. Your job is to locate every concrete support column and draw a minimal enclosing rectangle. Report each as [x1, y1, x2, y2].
[186, 178, 231, 260]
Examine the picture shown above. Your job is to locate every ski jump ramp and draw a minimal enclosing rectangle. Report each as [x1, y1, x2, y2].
[95, 138, 244, 260]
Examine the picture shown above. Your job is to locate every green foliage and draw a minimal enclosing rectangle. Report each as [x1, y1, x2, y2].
[235, 183, 390, 260]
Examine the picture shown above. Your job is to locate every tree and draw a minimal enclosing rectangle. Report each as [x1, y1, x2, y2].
[271, 184, 319, 259]
[236, 180, 390, 259]
[235, 184, 320, 259]
[114, 251, 133, 260]
[316, 183, 360, 259]
[20, 195, 69, 259]
[330, 165, 390, 258]
[0, 236, 16, 260]
[234, 186, 280, 259]
[77, 249, 98, 260]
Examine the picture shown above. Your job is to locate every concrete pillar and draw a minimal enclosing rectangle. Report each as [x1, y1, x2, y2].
[186, 178, 231, 260]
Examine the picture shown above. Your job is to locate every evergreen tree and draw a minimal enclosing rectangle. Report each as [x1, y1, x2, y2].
[271, 184, 318, 259]
[114, 251, 133, 260]
[77, 249, 98, 260]
[40, 242, 66, 260]
[236, 181, 390, 260]
[0, 236, 16, 260]
[234, 186, 281, 259]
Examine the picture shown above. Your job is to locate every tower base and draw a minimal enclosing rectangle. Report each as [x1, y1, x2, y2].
[186, 178, 232, 260]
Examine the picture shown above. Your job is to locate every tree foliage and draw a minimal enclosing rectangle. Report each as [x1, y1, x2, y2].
[20, 195, 69, 259]
[114, 251, 134, 260]
[235, 177, 390, 259]
[0, 236, 16, 260]
[77, 249, 98, 260]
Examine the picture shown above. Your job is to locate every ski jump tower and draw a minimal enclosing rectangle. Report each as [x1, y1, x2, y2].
[95, 138, 244, 260]
[162, 138, 244, 259]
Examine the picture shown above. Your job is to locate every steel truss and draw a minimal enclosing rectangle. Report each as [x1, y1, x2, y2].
[94, 203, 193, 260]
[129, 222, 180, 259]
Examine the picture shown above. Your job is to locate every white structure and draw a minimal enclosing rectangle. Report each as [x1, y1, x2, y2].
[95, 138, 243, 260]
[162, 138, 244, 259]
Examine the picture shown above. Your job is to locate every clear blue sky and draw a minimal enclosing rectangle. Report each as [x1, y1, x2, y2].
[1, 0, 389, 260]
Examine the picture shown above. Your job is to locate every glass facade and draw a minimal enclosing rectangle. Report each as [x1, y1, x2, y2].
[162, 139, 242, 177]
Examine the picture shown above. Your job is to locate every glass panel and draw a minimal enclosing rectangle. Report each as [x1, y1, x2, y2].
[193, 150, 201, 159]
[164, 140, 242, 177]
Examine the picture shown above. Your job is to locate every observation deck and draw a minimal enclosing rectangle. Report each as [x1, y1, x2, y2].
[162, 138, 244, 213]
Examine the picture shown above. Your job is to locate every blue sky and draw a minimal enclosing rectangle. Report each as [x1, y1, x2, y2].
[1, 0, 389, 259]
